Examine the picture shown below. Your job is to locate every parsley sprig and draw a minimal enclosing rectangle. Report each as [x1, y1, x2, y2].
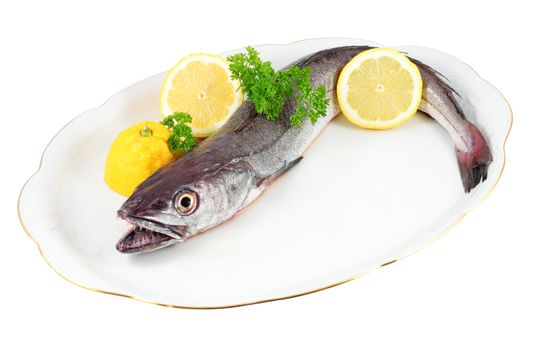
[161, 112, 197, 153]
[160, 47, 329, 155]
[227, 46, 329, 126]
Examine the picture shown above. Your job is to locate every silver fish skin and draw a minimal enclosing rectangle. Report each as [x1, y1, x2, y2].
[116, 46, 492, 254]
[413, 59, 492, 191]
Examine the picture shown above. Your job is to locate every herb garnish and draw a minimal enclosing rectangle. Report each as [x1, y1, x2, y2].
[227, 46, 329, 126]
[161, 48, 329, 154]
[161, 112, 197, 153]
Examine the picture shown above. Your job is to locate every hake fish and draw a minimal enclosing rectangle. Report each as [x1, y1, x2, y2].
[116, 46, 492, 254]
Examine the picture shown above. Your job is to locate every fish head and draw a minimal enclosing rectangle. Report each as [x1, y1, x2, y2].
[116, 158, 256, 254]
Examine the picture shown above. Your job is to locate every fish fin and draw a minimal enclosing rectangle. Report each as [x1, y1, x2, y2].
[232, 111, 257, 133]
[410, 56, 463, 99]
[456, 122, 493, 193]
[259, 157, 303, 187]
[219, 159, 255, 174]
[441, 78, 463, 99]
[411, 56, 466, 122]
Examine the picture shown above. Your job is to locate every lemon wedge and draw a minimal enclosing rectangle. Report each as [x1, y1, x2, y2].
[160, 53, 243, 137]
[337, 48, 423, 129]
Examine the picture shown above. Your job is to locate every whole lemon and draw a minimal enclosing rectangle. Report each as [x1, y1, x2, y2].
[104, 121, 175, 196]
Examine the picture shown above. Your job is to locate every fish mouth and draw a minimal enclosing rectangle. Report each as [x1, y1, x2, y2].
[116, 215, 186, 254]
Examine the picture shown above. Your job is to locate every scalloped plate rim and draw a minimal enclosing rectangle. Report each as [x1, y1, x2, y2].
[18, 37, 512, 309]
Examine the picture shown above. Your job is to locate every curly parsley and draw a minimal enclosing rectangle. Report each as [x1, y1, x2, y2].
[227, 46, 329, 126]
[161, 112, 197, 153]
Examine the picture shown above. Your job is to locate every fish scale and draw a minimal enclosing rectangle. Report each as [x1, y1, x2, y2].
[116, 46, 492, 254]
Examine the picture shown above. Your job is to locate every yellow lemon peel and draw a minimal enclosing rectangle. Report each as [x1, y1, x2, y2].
[337, 48, 423, 130]
[104, 121, 175, 196]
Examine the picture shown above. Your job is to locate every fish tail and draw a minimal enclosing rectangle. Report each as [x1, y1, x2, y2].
[456, 121, 493, 193]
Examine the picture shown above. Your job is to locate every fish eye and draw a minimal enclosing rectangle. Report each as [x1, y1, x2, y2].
[175, 190, 198, 215]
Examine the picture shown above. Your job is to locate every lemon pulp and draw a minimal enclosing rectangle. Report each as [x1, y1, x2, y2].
[337, 48, 423, 129]
[160, 54, 243, 137]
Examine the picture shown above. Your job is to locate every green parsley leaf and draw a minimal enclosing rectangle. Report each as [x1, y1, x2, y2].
[161, 112, 197, 153]
[227, 46, 329, 126]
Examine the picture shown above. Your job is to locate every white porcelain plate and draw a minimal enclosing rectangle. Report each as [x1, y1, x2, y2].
[18, 38, 512, 308]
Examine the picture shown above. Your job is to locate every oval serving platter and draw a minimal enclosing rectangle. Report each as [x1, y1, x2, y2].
[18, 38, 512, 308]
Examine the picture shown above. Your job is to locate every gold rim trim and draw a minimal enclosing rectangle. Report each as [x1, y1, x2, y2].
[17, 39, 513, 310]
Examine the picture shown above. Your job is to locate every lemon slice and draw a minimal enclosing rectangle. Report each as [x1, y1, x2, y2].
[337, 48, 423, 130]
[160, 54, 243, 137]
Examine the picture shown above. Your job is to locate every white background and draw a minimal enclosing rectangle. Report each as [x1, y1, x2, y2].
[1, 0, 531, 349]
